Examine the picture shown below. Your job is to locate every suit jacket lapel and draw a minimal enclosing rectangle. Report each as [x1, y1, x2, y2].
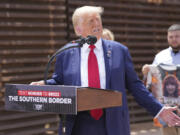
[102, 39, 112, 89]
[70, 47, 81, 86]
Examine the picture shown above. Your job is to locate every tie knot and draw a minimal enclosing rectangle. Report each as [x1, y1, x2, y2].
[89, 45, 95, 50]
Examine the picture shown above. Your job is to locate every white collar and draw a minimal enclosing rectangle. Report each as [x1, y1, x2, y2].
[94, 38, 102, 51]
[169, 47, 180, 54]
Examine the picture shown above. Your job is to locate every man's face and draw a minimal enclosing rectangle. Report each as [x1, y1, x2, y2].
[76, 12, 103, 40]
[167, 30, 180, 51]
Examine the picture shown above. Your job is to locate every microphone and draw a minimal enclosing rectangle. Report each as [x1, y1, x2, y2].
[71, 35, 97, 45]
[86, 35, 97, 45]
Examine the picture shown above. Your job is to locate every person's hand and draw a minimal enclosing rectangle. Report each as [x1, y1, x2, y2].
[159, 106, 180, 127]
[142, 64, 150, 76]
[30, 80, 45, 85]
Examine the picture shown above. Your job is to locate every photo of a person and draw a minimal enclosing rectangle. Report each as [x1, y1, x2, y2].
[163, 75, 179, 98]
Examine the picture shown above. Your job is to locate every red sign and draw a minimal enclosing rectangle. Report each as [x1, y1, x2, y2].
[18, 90, 61, 98]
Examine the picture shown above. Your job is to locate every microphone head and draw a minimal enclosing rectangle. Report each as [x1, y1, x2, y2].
[86, 35, 97, 45]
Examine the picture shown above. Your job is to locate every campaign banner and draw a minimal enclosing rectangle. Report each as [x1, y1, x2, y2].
[5, 84, 77, 114]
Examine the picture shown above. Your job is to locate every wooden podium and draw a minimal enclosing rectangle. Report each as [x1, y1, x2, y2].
[5, 84, 122, 135]
[5, 84, 122, 114]
[77, 87, 122, 111]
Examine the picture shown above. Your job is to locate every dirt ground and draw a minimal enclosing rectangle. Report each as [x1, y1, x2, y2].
[130, 121, 161, 135]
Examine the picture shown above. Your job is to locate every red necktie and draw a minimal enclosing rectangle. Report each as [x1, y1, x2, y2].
[88, 45, 103, 120]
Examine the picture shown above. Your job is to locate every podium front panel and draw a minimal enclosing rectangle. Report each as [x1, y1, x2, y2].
[5, 84, 77, 114]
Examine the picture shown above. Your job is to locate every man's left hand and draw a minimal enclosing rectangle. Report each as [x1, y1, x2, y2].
[159, 106, 180, 127]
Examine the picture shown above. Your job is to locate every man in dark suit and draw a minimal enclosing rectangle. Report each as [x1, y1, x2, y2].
[31, 6, 180, 135]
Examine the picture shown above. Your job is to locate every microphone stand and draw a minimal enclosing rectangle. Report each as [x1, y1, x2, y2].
[43, 41, 84, 135]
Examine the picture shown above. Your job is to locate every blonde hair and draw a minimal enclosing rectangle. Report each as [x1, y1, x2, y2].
[72, 6, 104, 28]
[102, 28, 115, 40]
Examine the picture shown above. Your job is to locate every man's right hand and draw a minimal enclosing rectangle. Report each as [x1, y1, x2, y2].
[30, 80, 45, 85]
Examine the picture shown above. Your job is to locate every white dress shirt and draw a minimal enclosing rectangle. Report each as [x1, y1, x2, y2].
[80, 38, 106, 89]
[153, 47, 180, 65]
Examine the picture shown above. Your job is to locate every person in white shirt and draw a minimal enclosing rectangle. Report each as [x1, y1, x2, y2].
[142, 24, 180, 135]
